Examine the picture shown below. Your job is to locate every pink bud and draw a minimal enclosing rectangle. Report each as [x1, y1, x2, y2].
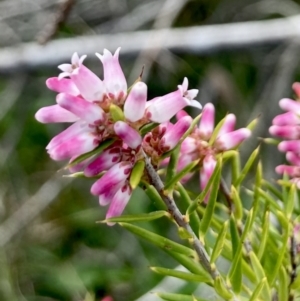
[159, 116, 192, 152]
[124, 82, 147, 122]
[215, 128, 251, 151]
[96, 48, 127, 100]
[279, 98, 300, 114]
[278, 140, 300, 153]
[114, 121, 142, 149]
[198, 103, 215, 139]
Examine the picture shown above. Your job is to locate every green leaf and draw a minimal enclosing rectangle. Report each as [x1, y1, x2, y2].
[210, 220, 229, 264]
[66, 138, 116, 169]
[178, 227, 193, 240]
[165, 145, 180, 186]
[120, 223, 195, 257]
[129, 160, 145, 189]
[150, 266, 212, 284]
[100, 211, 168, 224]
[230, 185, 243, 220]
[214, 276, 233, 300]
[290, 271, 300, 290]
[278, 266, 288, 301]
[285, 184, 296, 219]
[229, 215, 242, 293]
[177, 183, 201, 234]
[164, 250, 208, 276]
[164, 160, 199, 191]
[234, 145, 260, 188]
[145, 184, 167, 210]
[257, 210, 269, 260]
[269, 221, 290, 285]
[187, 158, 222, 215]
[140, 122, 159, 136]
[257, 188, 281, 211]
[156, 292, 209, 301]
[249, 278, 267, 301]
[208, 116, 227, 146]
[231, 151, 241, 185]
[246, 117, 259, 131]
[199, 159, 221, 237]
[109, 103, 124, 121]
[249, 251, 271, 300]
[229, 210, 253, 282]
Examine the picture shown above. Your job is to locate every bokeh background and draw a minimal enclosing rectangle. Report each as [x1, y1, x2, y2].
[1, 0, 300, 300]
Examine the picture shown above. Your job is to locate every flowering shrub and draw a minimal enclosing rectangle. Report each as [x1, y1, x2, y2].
[35, 48, 300, 300]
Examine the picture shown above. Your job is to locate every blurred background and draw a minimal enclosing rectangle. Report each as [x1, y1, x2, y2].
[1, 0, 300, 300]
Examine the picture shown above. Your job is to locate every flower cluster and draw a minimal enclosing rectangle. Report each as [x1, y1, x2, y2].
[35, 48, 201, 220]
[269, 83, 300, 188]
[177, 103, 251, 200]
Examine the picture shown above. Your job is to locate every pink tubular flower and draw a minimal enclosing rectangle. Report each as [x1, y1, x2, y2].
[178, 103, 251, 202]
[145, 77, 201, 123]
[269, 82, 300, 186]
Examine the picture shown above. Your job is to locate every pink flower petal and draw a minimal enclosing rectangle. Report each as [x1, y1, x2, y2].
[275, 164, 300, 177]
[159, 116, 192, 152]
[96, 48, 127, 100]
[200, 155, 217, 191]
[48, 131, 98, 161]
[198, 103, 215, 139]
[293, 82, 300, 98]
[217, 114, 236, 138]
[269, 125, 300, 140]
[90, 162, 132, 196]
[35, 104, 79, 123]
[146, 90, 189, 123]
[200, 155, 217, 204]
[46, 77, 79, 95]
[272, 111, 299, 126]
[279, 98, 300, 114]
[46, 121, 87, 150]
[181, 137, 198, 154]
[99, 180, 125, 206]
[56, 93, 105, 124]
[84, 146, 121, 177]
[114, 121, 142, 149]
[278, 140, 300, 153]
[215, 128, 251, 151]
[124, 82, 147, 122]
[286, 152, 300, 166]
[71, 65, 106, 101]
[106, 184, 132, 224]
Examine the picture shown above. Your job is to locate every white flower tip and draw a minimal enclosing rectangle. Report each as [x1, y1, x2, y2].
[189, 99, 202, 109]
[79, 54, 87, 65]
[178, 77, 189, 93]
[114, 47, 121, 58]
[224, 113, 236, 126]
[95, 52, 103, 61]
[71, 52, 79, 64]
[35, 109, 44, 123]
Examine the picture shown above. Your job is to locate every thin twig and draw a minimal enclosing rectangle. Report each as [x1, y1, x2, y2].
[142, 149, 217, 278]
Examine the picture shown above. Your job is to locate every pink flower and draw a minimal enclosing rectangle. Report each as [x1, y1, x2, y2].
[145, 77, 201, 123]
[269, 82, 300, 187]
[178, 103, 251, 201]
[35, 48, 202, 219]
